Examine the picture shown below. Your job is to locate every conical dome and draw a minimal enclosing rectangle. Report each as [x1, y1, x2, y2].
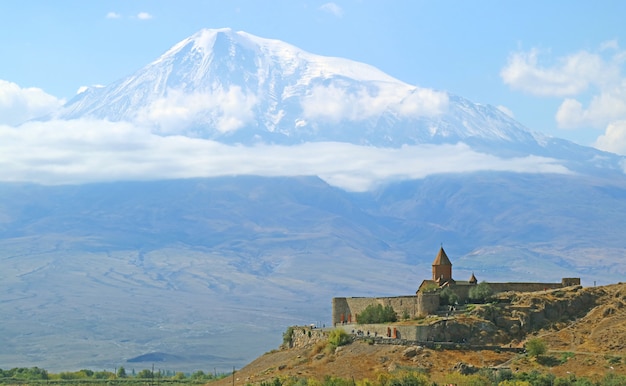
[432, 247, 452, 266]
[432, 246, 453, 282]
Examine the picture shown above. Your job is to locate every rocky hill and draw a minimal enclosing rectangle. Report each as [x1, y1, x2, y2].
[215, 283, 626, 385]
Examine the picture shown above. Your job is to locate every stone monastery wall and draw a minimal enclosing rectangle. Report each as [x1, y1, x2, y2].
[332, 292, 439, 326]
[486, 278, 580, 296]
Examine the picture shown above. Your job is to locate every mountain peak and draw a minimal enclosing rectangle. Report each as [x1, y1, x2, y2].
[53, 27, 448, 141]
[159, 28, 248, 61]
[48, 27, 620, 170]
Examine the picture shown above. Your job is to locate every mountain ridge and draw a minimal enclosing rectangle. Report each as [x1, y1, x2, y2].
[42, 28, 625, 183]
[50, 28, 545, 151]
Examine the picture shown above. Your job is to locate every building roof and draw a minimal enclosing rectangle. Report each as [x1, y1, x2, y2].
[417, 279, 438, 293]
[432, 246, 452, 266]
[469, 272, 478, 284]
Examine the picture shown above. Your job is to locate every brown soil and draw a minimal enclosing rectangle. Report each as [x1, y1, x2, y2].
[215, 283, 626, 385]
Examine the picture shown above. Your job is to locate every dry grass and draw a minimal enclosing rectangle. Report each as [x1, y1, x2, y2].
[213, 283, 626, 386]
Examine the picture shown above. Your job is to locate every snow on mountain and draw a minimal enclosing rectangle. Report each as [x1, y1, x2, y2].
[46, 27, 626, 180]
[52, 28, 536, 148]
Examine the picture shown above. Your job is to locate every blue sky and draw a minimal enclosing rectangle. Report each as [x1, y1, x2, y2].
[0, 1, 625, 189]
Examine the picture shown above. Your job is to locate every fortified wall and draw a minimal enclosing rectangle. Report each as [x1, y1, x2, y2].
[448, 278, 580, 300]
[287, 326, 327, 349]
[488, 278, 580, 295]
[332, 292, 439, 325]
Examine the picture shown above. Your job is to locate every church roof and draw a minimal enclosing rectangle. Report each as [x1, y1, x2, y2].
[469, 272, 478, 284]
[432, 246, 452, 266]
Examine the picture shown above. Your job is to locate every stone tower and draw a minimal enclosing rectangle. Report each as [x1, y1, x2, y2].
[432, 246, 453, 284]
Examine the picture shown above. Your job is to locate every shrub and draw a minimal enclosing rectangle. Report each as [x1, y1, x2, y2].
[357, 304, 397, 324]
[553, 377, 574, 386]
[600, 372, 626, 386]
[572, 378, 595, 386]
[478, 367, 513, 384]
[321, 375, 353, 386]
[537, 355, 560, 367]
[605, 355, 621, 364]
[442, 372, 490, 386]
[559, 352, 575, 364]
[469, 281, 493, 303]
[328, 328, 351, 347]
[525, 337, 547, 358]
[283, 326, 295, 347]
[387, 371, 430, 386]
[498, 381, 532, 386]
[261, 378, 285, 386]
[516, 370, 555, 386]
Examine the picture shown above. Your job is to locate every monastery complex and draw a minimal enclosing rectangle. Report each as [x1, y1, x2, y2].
[332, 247, 580, 326]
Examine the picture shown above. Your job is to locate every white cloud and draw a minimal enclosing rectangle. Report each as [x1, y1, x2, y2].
[137, 12, 153, 20]
[600, 39, 620, 52]
[500, 48, 615, 97]
[106, 12, 121, 19]
[0, 119, 571, 192]
[594, 120, 626, 155]
[319, 3, 343, 18]
[135, 87, 258, 134]
[0, 79, 65, 126]
[300, 82, 448, 123]
[501, 42, 626, 148]
[556, 84, 626, 129]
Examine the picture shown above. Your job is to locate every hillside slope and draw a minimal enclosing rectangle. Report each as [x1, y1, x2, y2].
[218, 283, 626, 385]
[2, 175, 626, 373]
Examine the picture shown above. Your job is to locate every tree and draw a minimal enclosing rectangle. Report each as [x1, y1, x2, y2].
[116, 366, 127, 378]
[357, 304, 397, 324]
[525, 337, 547, 358]
[469, 281, 493, 303]
[136, 369, 153, 378]
[282, 326, 295, 347]
[173, 372, 186, 380]
[439, 287, 459, 305]
[191, 370, 211, 380]
[93, 371, 114, 379]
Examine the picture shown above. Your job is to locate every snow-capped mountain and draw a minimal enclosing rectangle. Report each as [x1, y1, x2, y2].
[54, 28, 540, 149]
[8, 28, 626, 373]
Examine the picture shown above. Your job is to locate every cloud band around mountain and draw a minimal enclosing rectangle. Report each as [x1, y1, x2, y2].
[0, 80, 65, 126]
[0, 118, 571, 192]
